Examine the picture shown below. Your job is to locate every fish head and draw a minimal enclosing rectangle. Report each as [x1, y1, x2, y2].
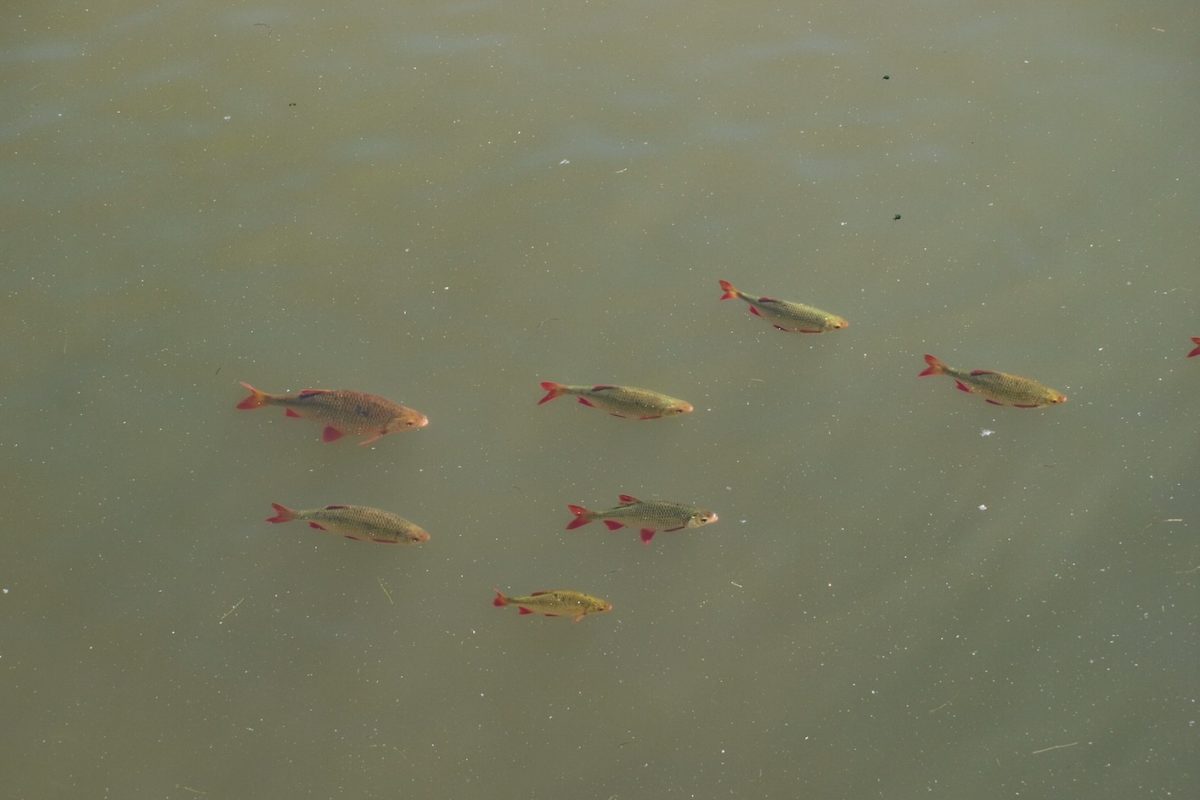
[687, 509, 719, 528]
[1048, 392, 1068, 405]
[591, 598, 614, 615]
[827, 315, 849, 330]
[387, 410, 430, 433]
[405, 526, 431, 544]
[666, 400, 694, 415]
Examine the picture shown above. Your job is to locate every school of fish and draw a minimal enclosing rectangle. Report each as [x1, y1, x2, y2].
[234, 280, 1199, 625]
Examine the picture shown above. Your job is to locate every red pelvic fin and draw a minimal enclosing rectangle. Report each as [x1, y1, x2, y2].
[537, 381, 566, 405]
[492, 589, 508, 607]
[322, 426, 344, 442]
[640, 529, 656, 544]
[518, 607, 534, 615]
[308, 522, 327, 530]
[236, 382, 269, 410]
[285, 408, 301, 418]
[954, 381, 972, 393]
[718, 279, 739, 300]
[1189, 337, 1200, 357]
[918, 354, 947, 377]
[266, 503, 295, 523]
[603, 520, 625, 530]
[618, 494, 640, 505]
[566, 505, 592, 529]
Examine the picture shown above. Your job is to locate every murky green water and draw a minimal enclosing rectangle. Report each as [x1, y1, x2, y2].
[3, 1, 1198, 797]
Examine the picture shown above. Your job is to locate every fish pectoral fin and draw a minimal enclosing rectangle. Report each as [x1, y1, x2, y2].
[358, 432, 384, 446]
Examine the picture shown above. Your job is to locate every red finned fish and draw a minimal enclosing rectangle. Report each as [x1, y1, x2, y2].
[237, 382, 428, 445]
[492, 588, 612, 622]
[718, 279, 848, 333]
[1189, 337, 1200, 358]
[918, 354, 1067, 408]
[565, 494, 718, 545]
[266, 503, 430, 544]
[537, 382, 693, 419]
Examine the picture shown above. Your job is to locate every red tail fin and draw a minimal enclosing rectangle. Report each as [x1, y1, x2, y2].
[1189, 337, 1200, 358]
[492, 588, 508, 607]
[918, 354, 947, 377]
[236, 382, 270, 410]
[718, 279, 739, 300]
[538, 381, 567, 405]
[266, 503, 296, 523]
[566, 504, 593, 530]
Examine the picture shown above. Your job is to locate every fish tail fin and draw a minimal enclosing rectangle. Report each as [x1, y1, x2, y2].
[236, 382, 270, 410]
[918, 354, 947, 377]
[492, 588, 508, 607]
[565, 504, 593, 530]
[266, 503, 296, 523]
[718, 279, 740, 300]
[1190, 337, 1200, 358]
[538, 381, 568, 405]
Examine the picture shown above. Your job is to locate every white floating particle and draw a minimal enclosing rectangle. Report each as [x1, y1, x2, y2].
[559, 159, 570, 165]
[978, 504, 988, 511]
[980, 429, 994, 437]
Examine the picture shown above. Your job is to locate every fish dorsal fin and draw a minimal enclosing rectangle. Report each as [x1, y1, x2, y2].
[758, 296, 782, 304]
[618, 494, 640, 505]
[530, 590, 550, 596]
[323, 504, 348, 510]
[969, 369, 996, 376]
[591, 384, 616, 391]
[298, 389, 332, 397]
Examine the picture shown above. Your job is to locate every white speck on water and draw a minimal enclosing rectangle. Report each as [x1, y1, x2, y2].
[1, 587, 8, 594]
[559, 158, 570, 165]
[223, 115, 232, 121]
[980, 429, 994, 437]
[978, 504, 988, 511]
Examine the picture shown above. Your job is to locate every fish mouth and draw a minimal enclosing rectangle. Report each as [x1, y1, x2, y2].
[676, 402, 695, 414]
[413, 530, 431, 543]
[414, 415, 430, 428]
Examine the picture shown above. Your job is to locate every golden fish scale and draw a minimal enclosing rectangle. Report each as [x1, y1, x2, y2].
[597, 500, 707, 529]
[754, 299, 840, 328]
[300, 505, 426, 542]
[281, 390, 408, 433]
[508, 590, 609, 615]
[573, 385, 688, 415]
[949, 367, 1061, 406]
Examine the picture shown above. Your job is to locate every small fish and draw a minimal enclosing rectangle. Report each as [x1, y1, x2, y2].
[266, 503, 430, 544]
[492, 588, 612, 622]
[566, 494, 719, 544]
[537, 382, 693, 419]
[1189, 337, 1200, 358]
[718, 279, 848, 333]
[236, 382, 428, 445]
[918, 354, 1067, 408]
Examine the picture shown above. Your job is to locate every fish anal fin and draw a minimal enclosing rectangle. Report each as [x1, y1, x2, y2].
[640, 529, 656, 544]
[603, 520, 625, 530]
[954, 381, 973, 393]
[577, 397, 595, 407]
[749, 306, 762, 317]
[308, 522, 326, 530]
[518, 607, 534, 615]
[322, 426, 344, 442]
[285, 408, 302, 418]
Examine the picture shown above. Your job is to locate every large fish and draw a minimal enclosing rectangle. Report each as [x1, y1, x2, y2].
[237, 382, 428, 445]
[537, 382, 693, 419]
[1189, 337, 1200, 358]
[918, 354, 1067, 408]
[266, 503, 430, 544]
[565, 494, 718, 544]
[492, 588, 612, 622]
[719, 279, 848, 333]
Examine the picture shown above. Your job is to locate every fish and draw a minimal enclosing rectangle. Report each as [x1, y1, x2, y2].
[236, 382, 428, 445]
[492, 588, 612, 622]
[537, 382, 693, 419]
[718, 279, 848, 333]
[1189, 337, 1200, 358]
[918, 354, 1067, 408]
[565, 494, 719, 544]
[265, 503, 430, 544]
